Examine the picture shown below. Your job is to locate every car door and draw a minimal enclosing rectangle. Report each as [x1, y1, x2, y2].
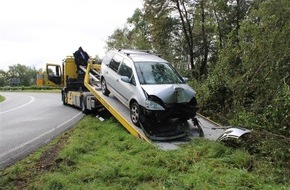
[114, 58, 135, 107]
[104, 54, 123, 94]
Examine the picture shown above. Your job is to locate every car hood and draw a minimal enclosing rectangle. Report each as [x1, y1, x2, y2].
[141, 84, 196, 103]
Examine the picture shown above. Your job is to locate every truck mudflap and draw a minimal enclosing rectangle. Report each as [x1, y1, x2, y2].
[139, 118, 204, 141]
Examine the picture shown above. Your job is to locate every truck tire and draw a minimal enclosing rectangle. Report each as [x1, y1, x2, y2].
[81, 96, 88, 114]
[62, 91, 67, 105]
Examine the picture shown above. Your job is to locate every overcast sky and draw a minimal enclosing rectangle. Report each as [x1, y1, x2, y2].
[0, 0, 142, 71]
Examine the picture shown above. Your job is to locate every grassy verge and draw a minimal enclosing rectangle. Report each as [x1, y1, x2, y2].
[0, 94, 5, 102]
[0, 89, 62, 93]
[0, 89, 61, 93]
[0, 116, 289, 189]
[0, 86, 61, 92]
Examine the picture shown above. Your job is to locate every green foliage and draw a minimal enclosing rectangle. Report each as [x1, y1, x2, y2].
[193, 0, 290, 136]
[106, 8, 152, 51]
[106, 27, 133, 50]
[0, 64, 37, 87]
[233, 0, 290, 135]
[8, 64, 37, 86]
[0, 69, 7, 86]
[127, 8, 152, 50]
[191, 60, 235, 123]
[0, 85, 61, 91]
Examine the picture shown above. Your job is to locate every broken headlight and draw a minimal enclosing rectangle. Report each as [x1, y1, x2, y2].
[145, 100, 165, 110]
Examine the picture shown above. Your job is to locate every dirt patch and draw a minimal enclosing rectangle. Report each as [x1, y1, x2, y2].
[12, 131, 72, 190]
[35, 132, 70, 171]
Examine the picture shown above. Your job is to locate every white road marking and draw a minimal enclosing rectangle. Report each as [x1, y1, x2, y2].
[0, 112, 83, 160]
[0, 95, 35, 114]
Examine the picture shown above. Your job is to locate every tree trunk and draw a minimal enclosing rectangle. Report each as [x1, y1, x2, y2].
[175, 0, 195, 72]
[200, 0, 208, 79]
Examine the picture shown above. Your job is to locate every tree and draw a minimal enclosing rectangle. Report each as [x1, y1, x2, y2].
[200, 0, 290, 136]
[105, 27, 133, 50]
[7, 64, 37, 86]
[172, 0, 196, 72]
[127, 8, 152, 50]
[106, 8, 152, 51]
[235, 0, 290, 134]
[0, 69, 7, 86]
[143, 1, 180, 65]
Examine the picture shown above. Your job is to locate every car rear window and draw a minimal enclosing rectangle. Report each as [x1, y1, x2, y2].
[102, 51, 115, 66]
[109, 54, 123, 72]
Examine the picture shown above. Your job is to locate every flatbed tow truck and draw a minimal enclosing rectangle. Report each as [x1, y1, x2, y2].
[45, 51, 250, 149]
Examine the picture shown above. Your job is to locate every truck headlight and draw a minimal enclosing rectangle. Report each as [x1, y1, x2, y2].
[145, 100, 165, 110]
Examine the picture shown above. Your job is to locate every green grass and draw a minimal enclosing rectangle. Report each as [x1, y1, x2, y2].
[0, 89, 61, 93]
[0, 116, 289, 190]
[0, 94, 5, 102]
[0, 85, 61, 93]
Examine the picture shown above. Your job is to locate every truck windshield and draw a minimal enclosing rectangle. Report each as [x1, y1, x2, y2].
[134, 62, 184, 85]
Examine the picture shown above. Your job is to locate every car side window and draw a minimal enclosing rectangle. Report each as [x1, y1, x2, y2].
[102, 51, 115, 66]
[118, 59, 133, 78]
[109, 54, 123, 72]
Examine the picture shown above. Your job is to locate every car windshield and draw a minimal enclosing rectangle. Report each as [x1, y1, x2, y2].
[134, 62, 184, 84]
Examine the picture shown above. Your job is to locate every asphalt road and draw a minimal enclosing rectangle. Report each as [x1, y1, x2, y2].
[0, 92, 84, 169]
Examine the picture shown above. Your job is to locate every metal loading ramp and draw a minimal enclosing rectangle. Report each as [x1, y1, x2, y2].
[83, 64, 150, 143]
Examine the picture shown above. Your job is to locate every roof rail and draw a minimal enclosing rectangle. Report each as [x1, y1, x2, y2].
[117, 49, 162, 57]
[139, 50, 151, 53]
[117, 49, 132, 56]
[135, 50, 162, 57]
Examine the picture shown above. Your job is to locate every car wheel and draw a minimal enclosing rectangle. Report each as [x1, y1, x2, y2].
[130, 101, 140, 126]
[101, 78, 110, 96]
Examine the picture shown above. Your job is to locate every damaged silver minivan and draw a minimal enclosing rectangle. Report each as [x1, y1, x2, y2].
[100, 49, 198, 126]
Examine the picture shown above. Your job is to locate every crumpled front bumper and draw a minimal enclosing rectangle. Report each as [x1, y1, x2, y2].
[217, 127, 251, 141]
[144, 103, 198, 122]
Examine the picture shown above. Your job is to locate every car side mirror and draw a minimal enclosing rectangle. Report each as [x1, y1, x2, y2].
[121, 76, 131, 83]
[182, 77, 189, 83]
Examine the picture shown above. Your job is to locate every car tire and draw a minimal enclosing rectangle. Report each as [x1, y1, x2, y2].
[101, 78, 110, 96]
[130, 101, 140, 126]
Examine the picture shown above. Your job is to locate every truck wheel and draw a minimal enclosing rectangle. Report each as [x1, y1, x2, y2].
[81, 96, 88, 114]
[130, 101, 140, 126]
[62, 92, 67, 105]
[101, 78, 110, 96]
